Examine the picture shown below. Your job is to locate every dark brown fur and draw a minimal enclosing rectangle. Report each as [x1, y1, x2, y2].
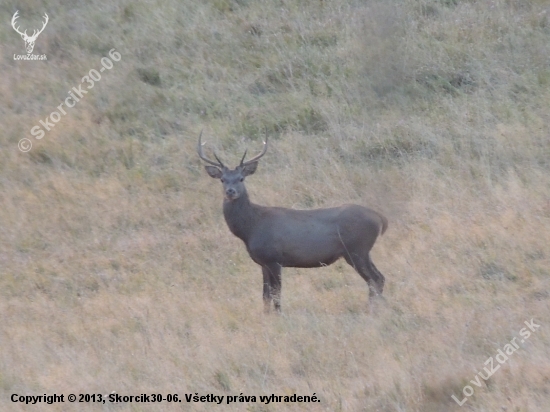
[198, 135, 388, 312]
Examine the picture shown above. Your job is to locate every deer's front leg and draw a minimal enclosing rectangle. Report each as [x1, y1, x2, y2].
[262, 263, 282, 313]
[262, 266, 272, 313]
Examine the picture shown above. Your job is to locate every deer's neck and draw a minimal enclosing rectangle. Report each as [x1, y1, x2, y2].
[223, 190, 259, 243]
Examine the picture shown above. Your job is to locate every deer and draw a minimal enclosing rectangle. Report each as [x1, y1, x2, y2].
[197, 132, 388, 312]
[11, 11, 49, 54]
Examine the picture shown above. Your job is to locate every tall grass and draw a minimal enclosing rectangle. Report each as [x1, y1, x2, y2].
[1, 0, 549, 410]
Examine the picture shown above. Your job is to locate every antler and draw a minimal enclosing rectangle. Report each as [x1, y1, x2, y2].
[240, 137, 268, 167]
[31, 13, 49, 40]
[197, 131, 225, 168]
[11, 11, 48, 40]
[11, 11, 26, 37]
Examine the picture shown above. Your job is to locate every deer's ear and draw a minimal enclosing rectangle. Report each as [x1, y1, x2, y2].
[241, 161, 258, 177]
[205, 165, 223, 179]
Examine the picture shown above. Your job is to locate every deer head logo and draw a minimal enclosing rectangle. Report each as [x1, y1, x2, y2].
[11, 11, 49, 54]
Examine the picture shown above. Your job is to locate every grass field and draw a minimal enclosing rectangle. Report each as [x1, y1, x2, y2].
[1, 0, 550, 410]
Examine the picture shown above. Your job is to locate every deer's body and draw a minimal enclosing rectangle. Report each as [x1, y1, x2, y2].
[224, 192, 386, 268]
[198, 133, 388, 312]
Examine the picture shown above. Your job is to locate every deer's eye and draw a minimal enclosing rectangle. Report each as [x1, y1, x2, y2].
[221, 178, 225, 183]
[239, 177, 244, 182]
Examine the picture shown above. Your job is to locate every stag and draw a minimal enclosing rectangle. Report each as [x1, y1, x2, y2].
[198, 133, 388, 312]
[12, 11, 49, 54]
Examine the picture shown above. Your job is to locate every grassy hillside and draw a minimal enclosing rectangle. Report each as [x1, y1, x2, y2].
[1, 0, 549, 410]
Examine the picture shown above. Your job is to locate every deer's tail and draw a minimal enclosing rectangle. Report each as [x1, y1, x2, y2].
[379, 213, 388, 236]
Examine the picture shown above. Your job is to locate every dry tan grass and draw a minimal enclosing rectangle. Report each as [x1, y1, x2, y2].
[1, 0, 550, 410]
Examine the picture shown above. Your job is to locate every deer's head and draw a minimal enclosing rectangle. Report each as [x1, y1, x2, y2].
[12, 11, 49, 54]
[197, 132, 268, 201]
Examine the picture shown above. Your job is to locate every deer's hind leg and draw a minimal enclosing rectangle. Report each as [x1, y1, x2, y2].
[366, 254, 385, 295]
[344, 253, 384, 298]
